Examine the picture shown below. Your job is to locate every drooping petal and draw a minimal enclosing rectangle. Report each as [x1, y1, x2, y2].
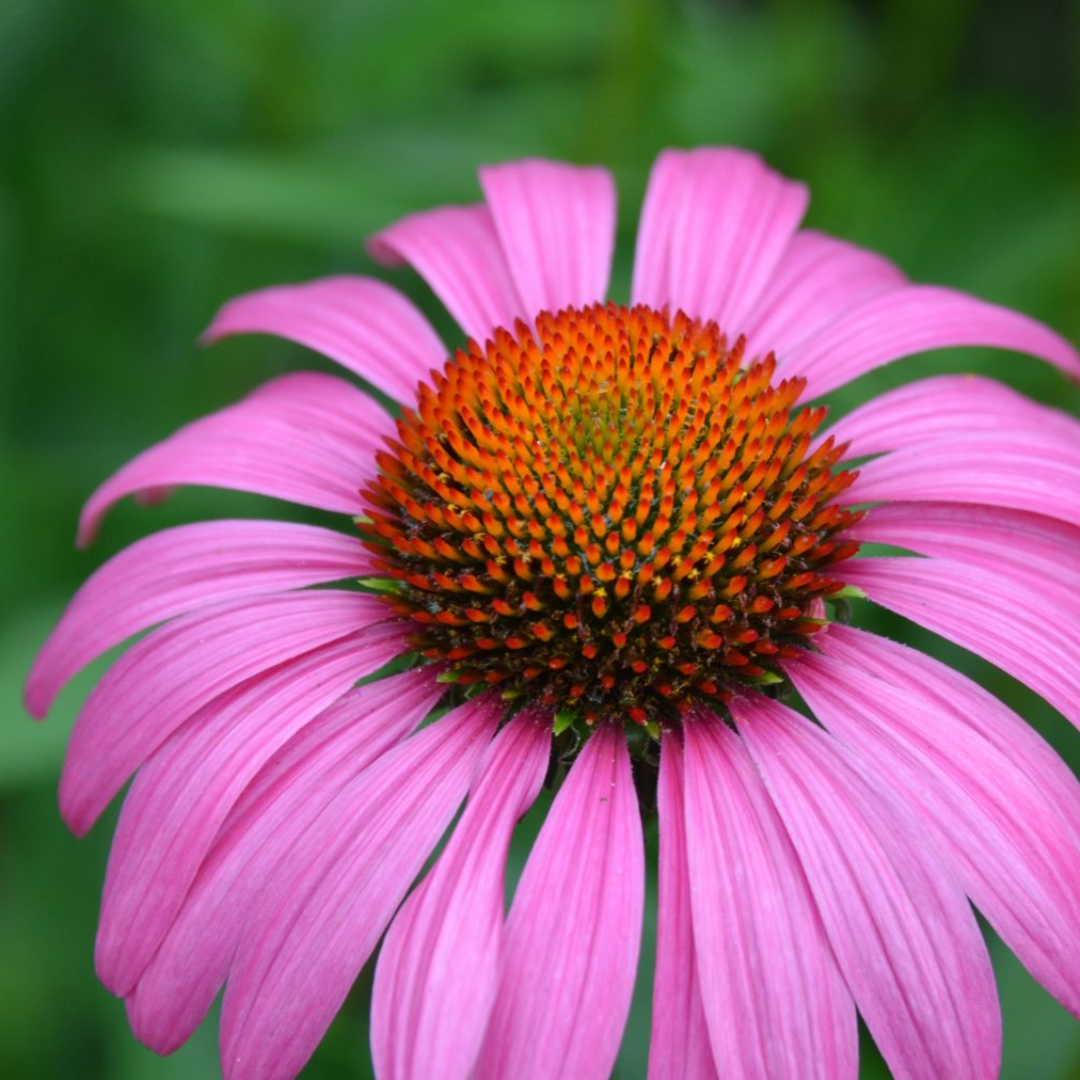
[370, 708, 552, 1080]
[126, 669, 444, 1054]
[59, 590, 386, 834]
[478, 159, 616, 316]
[474, 723, 645, 1080]
[368, 204, 526, 343]
[849, 432, 1080, 528]
[823, 374, 1080, 455]
[851, 502, 1080, 594]
[742, 229, 906, 359]
[203, 277, 445, 402]
[648, 733, 718, 1080]
[96, 621, 407, 997]
[78, 372, 394, 546]
[680, 713, 856, 1080]
[791, 648, 1080, 1018]
[779, 285, 1080, 396]
[26, 520, 376, 718]
[845, 556, 1080, 729]
[821, 624, 1080, 853]
[219, 694, 501, 1080]
[735, 695, 1001, 1080]
[632, 148, 809, 331]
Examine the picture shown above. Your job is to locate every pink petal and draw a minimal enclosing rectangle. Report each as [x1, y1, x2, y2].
[368, 204, 526, 343]
[474, 723, 645, 1080]
[59, 590, 387, 834]
[219, 694, 501, 1080]
[204, 277, 445, 402]
[824, 374, 1080, 455]
[680, 714, 856, 1080]
[779, 285, 1080, 396]
[791, 648, 1080, 1017]
[849, 431, 1080, 529]
[26, 520, 376, 718]
[126, 668, 443, 1054]
[96, 621, 407, 997]
[478, 159, 616, 316]
[821, 624, 1080, 854]
[851, 502, 1080, 595]
[78, 372, 394, 546]
[632, 147, 808, 331]
[370, 708, 552, 1080]
[648, 733, 717, 1080]
[742, 229, 906, 359]
[735, 694, 1001, 1080]
[845, 556, 1080, 729]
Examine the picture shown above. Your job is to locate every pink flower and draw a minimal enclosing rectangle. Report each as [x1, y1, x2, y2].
[27, 148, 1080, 1079]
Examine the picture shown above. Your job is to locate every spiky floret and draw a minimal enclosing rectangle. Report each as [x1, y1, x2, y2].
[361, 303, 861, 727]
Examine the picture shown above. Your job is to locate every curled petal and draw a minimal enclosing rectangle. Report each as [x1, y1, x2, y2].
[648, 733, 718, 1080]
[369, 204, 525, 343]
[743, 229, 906, 359]
[479, 159, 616, 316]
[681, 715, 856, 1080]
[632, 147, 809, 331]
[474, 723, 645, 1080]
[850, 502, 1080, 595]
[845, 556, 1080, 730]
[780, 285, 1080, 396]
[59, 590, 386, 834]
[96, 622, 407, 996]
[126, 669, 443, 1054]
[79, 372, 393, 546]
[371, 708, 552, 1080]
[792, 646, 1080, 1017]
[735, 695, 1001, 1080]
[26, 520, 375, 718]
[824, 374, 1080, 455]
[220, 694, 501, 1080]
[849, 432, 1080, 529]
[204, 276, 445, 402]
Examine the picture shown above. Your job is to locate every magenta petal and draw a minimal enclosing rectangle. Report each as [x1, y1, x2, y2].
[96, 621, 406, 997]
[26, 520, 375, 718]
[58, 590, 385, 834]
[821, 625, 1080, 854]
[370, 708, 552, 1080]
[368, 204, 525, 342]
[850, 502, 1080, 595]
[632, 148, 809, 330]
[219, 694, 501, 1080]
[780, 285, 1080, 396]
[126, 669, 443, 1054]
[824, 374, 1080, 455]
[681, 715, 856, 1080]
[474, 723, 645, 1080]
[78, 372, 394, 546]
[845, 556, 1080, 729]
[735, 695, 1001, 1080]
[648, 733, 717, 1080]
[792, 647, 1080, 1017]
[742, 229, 906, 359]
[204, 277, 445, 402]
[849, 432, 1080, 527]
[478, 159, 616, 316]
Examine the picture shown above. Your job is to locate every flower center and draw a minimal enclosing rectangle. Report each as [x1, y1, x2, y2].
[361, 303, 860, 729]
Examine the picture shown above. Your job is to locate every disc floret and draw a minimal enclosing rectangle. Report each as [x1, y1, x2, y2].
[361, 303, 860, 727]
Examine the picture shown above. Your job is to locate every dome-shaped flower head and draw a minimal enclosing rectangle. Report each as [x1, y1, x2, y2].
[27, 148, 1080, 1080]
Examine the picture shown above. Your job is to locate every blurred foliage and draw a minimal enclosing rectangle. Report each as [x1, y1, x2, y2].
[3, 0, 1080, 1076]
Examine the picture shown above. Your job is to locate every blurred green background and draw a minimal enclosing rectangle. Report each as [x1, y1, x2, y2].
[3, 0, 1080, 1076]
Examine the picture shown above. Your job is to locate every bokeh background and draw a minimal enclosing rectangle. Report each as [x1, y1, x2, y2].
[3, 0, 1080, 1076]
